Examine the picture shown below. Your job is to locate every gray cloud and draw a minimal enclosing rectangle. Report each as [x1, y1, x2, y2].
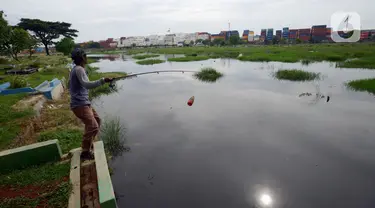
[2, 0, 374, 42]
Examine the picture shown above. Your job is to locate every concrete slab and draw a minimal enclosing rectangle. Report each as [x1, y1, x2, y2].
[94, 141, 118, 208]
[0, 140, 62, 174]
[68, 149, 81, 208]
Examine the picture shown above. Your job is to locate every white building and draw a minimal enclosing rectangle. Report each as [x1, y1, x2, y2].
[119, 36, 146, 47]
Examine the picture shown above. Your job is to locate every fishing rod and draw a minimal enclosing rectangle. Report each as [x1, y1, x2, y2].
[109, 70, 196, 87]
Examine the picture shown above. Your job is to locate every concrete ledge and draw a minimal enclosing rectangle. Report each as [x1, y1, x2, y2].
[68, 149, 81, 208]
[94, 141, 118, 208]
[0, 139, 62, 174]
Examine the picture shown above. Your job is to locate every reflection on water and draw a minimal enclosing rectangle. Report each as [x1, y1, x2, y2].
[91, 55, 375, 208]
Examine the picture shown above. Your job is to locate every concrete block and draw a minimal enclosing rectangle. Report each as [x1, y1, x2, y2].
[94, 141, 117, 208]
[68, 149, 81, 208]
[0, 140, 62, 174]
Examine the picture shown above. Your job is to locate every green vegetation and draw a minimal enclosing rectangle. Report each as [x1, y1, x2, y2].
[18, 17, 78, 55]
[194, 67, 223, 82]
[125, 44, 375, 68]
[9, 76, 28, 88]
[38, 129, 82, 153]
[0, 12, 36, 60]
[132, 54, 160, 59]
[136, 59, 165, 65]
[229, 35, 241, 45]
[0, 162, 71, 208]
[0, 93, 34, 150]
[0, 163, 70, 186]
[275, 69, 320, 81]
[168, 56, 210, 62]
[100, 117, 127, 156]
[347, 78, 375, 94]
[56, 37, 75, 56]
[337, 58, 375, 69]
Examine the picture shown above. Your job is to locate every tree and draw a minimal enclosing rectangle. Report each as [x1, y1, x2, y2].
[190, 40, 194, 46]
[25, 35, 38, 58]
[196, 39, 203, 44]
[296, 38, 302, 44]
[280, 38, 287, 44]
[56, 37, 75, 56]
[87, 42, 100, 49]
[229, 35, 240, 45]
[202, 39, 210, 45]
[0, 11, 12, 55]
[212, 38, 225, 46]
[0, 21, 30, 61]
[18, 18, 78, 55]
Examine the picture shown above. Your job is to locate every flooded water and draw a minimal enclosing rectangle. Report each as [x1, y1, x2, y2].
[91, 54, 375, 208]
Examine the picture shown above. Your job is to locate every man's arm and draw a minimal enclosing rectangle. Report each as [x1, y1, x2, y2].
[75, 67, 105, 89]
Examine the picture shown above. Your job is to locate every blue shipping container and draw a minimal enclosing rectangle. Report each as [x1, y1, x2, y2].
[312, 25, 327, 28]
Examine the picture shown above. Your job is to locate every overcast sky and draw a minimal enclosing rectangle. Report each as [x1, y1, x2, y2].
[2, 0, 375, 42]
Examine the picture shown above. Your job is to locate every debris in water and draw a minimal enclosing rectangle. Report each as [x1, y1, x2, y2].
[299, 92, 312, 97]
[148, 174, 155, 180]
[187, 96, 195, 106]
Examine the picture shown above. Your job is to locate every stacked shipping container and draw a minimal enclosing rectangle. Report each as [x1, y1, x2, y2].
[260, 29, 267, 42]
[242, 30, 249, 42]
[282, 27, 289, 40]
[298, 28, 311, 42]
[289, 29, 298, 41]
[361, 30, 370, 40]
[266, 29, 273, 41]
[311, 25, 327, 42]
[326, 28, 332, 42]
[276, 30, 282, 39]
[248, 31, 255, 42]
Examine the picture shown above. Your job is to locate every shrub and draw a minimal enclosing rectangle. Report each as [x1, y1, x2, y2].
[9, 76, 28, 88]
[275, 69, 320, 81]
[194, 67, 223, 82]
[136, 59, 165, 65]
[100, 117, 127, 156]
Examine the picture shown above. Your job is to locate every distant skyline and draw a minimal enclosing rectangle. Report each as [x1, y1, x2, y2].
[2, 0, 375, 42]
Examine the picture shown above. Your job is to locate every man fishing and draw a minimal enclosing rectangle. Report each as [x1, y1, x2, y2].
[69, 48, 113, 160]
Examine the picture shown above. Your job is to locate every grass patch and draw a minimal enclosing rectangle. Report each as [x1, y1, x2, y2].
[168, 56, 210, 62]
[0, 162, 71, 208]
[132, 54, 160, 59]
[194, 67, 223, 82]
[337, 58, 375, 69]
[0, 93, 34, 150]
[38, 129, 82, 153]
[136, 59, 165, 65]
[347, 78, 375, 94]
[0, 162, 70, 186]
[275, 69, 320, 81]
[100, 116, 127, 156]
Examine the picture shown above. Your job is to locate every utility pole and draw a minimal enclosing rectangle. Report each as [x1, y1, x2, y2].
[228, 21, 231, 39]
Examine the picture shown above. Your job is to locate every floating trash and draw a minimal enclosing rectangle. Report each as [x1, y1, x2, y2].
[187, 96, 195, 106]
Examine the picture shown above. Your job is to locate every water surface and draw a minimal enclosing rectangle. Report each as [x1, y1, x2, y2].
[92, 55, 375, 208]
